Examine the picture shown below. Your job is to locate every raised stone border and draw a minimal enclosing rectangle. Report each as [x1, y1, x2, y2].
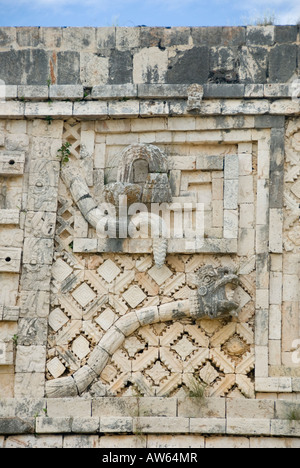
[0, 84, 298, 119]
[2, 84, 296, 101]
[1, 397, 300, 440]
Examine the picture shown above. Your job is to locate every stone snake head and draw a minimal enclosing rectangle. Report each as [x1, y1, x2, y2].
[191, 265, 240, 320]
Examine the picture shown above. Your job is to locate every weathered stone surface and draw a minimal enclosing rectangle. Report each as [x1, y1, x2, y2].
[57, 51, 80, 85]
[36, 417, 72, 434]
[0, 417, 35, 434]
[167, 47, 209, 84]
[269, 44, 297, 83]
[1, 27, 300, 446]
[0, 151, 25, 175]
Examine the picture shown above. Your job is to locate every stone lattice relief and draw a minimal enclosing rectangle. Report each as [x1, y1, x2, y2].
[47, 250, 255, 398]
[46, 117, 257, 398]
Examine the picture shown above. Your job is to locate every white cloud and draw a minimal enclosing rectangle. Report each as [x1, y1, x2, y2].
[234, 0, 300, 24]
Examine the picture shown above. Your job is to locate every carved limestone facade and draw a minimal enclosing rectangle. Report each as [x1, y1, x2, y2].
[1, 25, 300, 447]
[0, 111, 289, 400]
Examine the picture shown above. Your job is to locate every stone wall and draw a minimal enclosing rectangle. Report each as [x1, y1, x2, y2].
[0, 26, 300, 448]
[0, 26, 299, 86]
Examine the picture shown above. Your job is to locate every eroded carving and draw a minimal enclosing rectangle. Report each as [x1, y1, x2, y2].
[187, 84, 204, 112]
[61, 144, 173, 268]
[190, 266, 240, 320]
[46, 264, 241, 398]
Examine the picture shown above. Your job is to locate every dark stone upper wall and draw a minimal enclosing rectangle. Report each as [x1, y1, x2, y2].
[0, 26, 298, 86]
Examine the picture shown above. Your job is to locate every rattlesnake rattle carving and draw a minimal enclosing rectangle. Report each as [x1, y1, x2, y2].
[46, 266, 240, 397]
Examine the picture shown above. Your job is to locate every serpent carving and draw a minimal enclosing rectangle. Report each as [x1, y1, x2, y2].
[46, 266, 240, 397]
[61, 144, 172, 269]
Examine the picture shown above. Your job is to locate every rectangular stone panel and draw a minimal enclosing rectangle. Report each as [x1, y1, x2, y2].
[0, 247, 22, 272]
[0, 152, 25, 175]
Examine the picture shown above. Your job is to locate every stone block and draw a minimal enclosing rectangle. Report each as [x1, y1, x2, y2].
[0, 417, 35, 435]
[114, 313, 140, 337]
[227, 418, 271, 436]
[245, 84, 264, 97]
[25, 101, 73, 117]
[0, 101, 25, 117]
[271, 420, 300, 437]
[80, 53, 109, 87]
[73, 365, 97, 395]
[255, 346, 268, 378]
[255, 377, 292, 393]
[246, 26, 274, 46]
[108, 100, 140, 118]
[190, 418, 226, 434]
[73, 101, 108, 118]
[224, 179, 238, 210]
[264, 84, 290, 98]
[108, 50, 133, 85]
[72, 418, 100, 434]
[139, 397, 177, 417]
[147, 434, 205, 449]
[15, 345, 46, 373]
[96, 27, 116, 49]
[18, 85, 48, 100]
[0, 247, 21, 272]
[224, 154, 239, 179]
[239, 46, 269, 84]
[0, 49, 50, 86]
[3, 85, 18, 100]
[24, 212, 56, 239]
[1, 306, 20, 322]
[133, 47, 168, 84]
[269, 305, 281, 340]
[269, 44, 297, 83]
[270, 100, 300, 115]
[26, 184, 58, 213]
[139, 100, 169, 117]
[0, 340, 14, 365]
[100, 417, 133, 433]
[133, 417, 189, 434]
[14, 373, 46, 398]
[226, 399, 275, 419]
[73, 238, 98, 253]
[275, 25, 298, 43]
[116, 27, 140, 49]
[92, 397, 139, 418]
[205, 436, 250, 448]
[50, 85, 84, 99]
[99, 434, 146, 448]
[0, 27, 17, 48]
[0, 151, 25, 175]
[23, 238, 54, 265]
[167, 47, 209, 84]
[47, 398, 92, 418]
[19, 290, 50, 318]
[0, 209, 20, 225]
[92, 84, 137, 99]
[63, 435, 99, 448]
[224, 210, 238, 239]
[255, 310, 269, 346]
[57, 51, 80, 85]
[62, 27, 96, 51]
[138, 84, 188, 98]
[204, 84, 245, 98]
[196, 155, 223, 171]
[18, 318, 48, 346]
[35, 417, 72, 434]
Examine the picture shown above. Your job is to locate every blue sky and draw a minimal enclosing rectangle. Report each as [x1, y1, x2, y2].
[0, 0, 299, 27]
